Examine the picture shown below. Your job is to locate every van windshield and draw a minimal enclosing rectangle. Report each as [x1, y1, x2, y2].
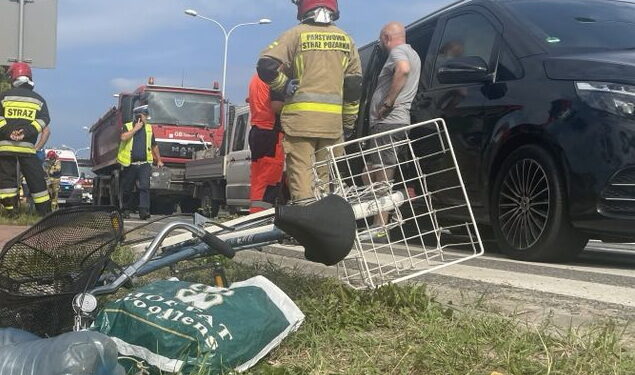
[505, 0, 635, 50]
[146, 91, 221, 128]
[61, 160, 79, 177]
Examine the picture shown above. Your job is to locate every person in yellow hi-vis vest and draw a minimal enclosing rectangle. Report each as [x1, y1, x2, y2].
[257, 0, 362, 202]
[117, 105, 163, 220]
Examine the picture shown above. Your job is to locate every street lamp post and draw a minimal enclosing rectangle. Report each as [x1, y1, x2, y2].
[184, 9, 271, 100]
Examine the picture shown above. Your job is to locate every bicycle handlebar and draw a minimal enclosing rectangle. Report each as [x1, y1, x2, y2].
[89, 221, 231, 296]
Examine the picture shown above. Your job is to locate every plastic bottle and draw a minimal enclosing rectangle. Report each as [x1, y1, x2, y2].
[0, 329, 125, 375]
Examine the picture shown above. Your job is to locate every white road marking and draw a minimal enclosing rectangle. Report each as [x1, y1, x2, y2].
[263, 242, 635, 307]
[370, 242, 635, 279]
[343, 245, 635, 307]
[432, 263, 635, 307]
[469, 252, 635, 279]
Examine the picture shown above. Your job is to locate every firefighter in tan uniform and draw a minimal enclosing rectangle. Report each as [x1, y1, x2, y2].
[257, 0, 362, 202]
[44, 150, 62, 210]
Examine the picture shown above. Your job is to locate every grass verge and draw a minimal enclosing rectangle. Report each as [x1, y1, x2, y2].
[0, 208, 40, 226]
[167, 260, 635, 375]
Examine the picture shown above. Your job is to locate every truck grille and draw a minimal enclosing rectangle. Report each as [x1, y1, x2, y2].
[599, 167, 635, 217]
[158, 142, 207, 159]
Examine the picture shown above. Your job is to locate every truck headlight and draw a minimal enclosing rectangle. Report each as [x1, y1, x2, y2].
[575, 81, 635, 118]
[74, 184, 83, 190]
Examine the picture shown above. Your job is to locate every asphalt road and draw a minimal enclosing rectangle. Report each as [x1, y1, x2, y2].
[124, 214, 635, 333]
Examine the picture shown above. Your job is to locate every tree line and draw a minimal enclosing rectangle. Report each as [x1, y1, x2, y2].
[0, 66, 11, 92]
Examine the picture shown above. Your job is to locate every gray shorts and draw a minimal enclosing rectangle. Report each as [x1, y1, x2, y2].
[366, 123, 408, 168]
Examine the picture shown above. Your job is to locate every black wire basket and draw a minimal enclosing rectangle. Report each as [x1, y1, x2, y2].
[0, 206, 122, 337]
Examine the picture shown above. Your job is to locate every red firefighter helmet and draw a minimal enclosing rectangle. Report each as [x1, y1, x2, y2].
[46, 150, 58, 159]
[292, 0, 339, 21]
[7, 62, 32, 81]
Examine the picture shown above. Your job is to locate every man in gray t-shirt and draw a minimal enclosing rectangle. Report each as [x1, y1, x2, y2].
[370, 34, 421, 128]
[365, 22, 421, 227]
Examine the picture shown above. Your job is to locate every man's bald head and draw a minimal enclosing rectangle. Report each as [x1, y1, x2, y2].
[380, 22, 406, 51]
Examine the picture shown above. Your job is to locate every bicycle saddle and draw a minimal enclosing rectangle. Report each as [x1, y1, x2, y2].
[274, 194, 356, 266]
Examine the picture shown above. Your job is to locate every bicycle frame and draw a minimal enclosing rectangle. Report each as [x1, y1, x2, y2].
[72, 190, 407, 329]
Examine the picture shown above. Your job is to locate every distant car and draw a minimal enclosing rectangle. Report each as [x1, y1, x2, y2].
[78, 166, 96, 204]
[357, 0, 635, 261]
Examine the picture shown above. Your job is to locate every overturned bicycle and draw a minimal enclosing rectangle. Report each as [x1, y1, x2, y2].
[0, 118, 484, 373]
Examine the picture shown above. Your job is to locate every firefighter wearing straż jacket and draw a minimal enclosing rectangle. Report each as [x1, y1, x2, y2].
[257, 0, 362, 202]
[0, 63, 51, 217]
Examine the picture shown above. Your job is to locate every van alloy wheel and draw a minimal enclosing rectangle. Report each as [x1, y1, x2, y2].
[498, 159, 550, 250]
[490, 145, 587, 262]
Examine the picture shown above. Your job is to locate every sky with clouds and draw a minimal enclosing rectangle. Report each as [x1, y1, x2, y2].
[33, 0, 452, 149]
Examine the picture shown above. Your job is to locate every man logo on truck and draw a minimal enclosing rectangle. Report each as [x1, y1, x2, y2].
[174, 97, 185, 108]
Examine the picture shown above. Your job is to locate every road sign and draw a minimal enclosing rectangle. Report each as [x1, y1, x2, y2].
[0, 0, 58, 68]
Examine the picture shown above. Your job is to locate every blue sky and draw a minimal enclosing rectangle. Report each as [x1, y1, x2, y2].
[35, 0, 452, 150]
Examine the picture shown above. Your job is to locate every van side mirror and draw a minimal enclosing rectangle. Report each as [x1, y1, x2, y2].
[437, 56, 492, 85]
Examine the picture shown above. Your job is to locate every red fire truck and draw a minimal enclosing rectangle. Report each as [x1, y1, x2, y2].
[89, 78, 224, 214]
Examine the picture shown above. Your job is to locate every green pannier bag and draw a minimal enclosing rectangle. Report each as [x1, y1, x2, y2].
[92, 276, 304, 374]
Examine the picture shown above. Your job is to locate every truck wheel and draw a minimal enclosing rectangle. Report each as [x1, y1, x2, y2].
[199, 195, 221, 218]
[180, 198, 201, 214]
[152, 200, 176, 215]
[208, 200, 221, 218]
[109, 171, 121, 209]
[490, 145, 587, 261]
[92, 177, 101, 205]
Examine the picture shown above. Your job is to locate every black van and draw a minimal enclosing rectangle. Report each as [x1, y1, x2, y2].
[357, 0, 635, 261]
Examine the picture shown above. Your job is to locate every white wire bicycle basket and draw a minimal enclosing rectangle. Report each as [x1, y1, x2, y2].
[312, 118, 484, 289]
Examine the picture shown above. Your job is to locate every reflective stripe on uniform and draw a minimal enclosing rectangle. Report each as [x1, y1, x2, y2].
[283, 102, 343, 115]
[0, 144, 36, 154]
[0, 188, 19, 199]
[35, 119, 47, 129]
[270, 72, 288, 92]
[4, 206, 14, 210]
[2, 96, 43, 108]
[30, 120, 42, 133]
[1, 100, 42, 111]
[32, 190, 51, 203]
[343, 102, 360, 115]
[289, 92, 342, 105]
[0, 140, 36, 148]
[294, 54, 305, 82]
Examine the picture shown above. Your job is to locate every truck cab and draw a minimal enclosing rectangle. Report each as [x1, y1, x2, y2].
[90, 80, 224, 214]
